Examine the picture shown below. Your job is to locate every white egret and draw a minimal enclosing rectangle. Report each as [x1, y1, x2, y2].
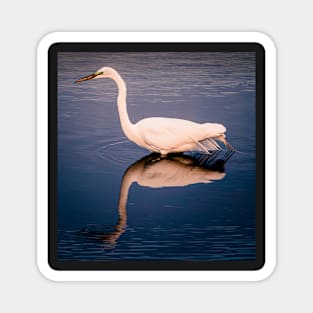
[75, 67, 234, 155]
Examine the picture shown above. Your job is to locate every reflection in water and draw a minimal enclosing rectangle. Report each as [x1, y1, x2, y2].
[102, 151, 233, 247]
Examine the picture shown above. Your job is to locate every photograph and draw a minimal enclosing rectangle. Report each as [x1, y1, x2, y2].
[52, 46, 262, 270]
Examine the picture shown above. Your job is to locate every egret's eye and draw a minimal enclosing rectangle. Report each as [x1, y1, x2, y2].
[96, 71, 104, 76]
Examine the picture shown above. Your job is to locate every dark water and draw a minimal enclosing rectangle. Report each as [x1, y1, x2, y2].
[57, 52, 256, 261]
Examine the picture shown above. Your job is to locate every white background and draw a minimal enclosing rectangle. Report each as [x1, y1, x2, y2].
[0, 0, 312, 312]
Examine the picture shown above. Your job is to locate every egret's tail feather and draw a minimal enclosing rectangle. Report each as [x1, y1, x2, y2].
[214, 135, 236, 152]
[187, 149, 235, 171]
[199, 138, 222, 152]
[206, 137, 235, 152]
[199, 137, 236, 153]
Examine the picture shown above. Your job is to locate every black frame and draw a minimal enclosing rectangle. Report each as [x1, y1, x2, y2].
[48, 42, 265, 271]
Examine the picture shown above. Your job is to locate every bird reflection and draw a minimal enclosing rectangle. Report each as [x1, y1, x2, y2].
[101, 150, 234, 247]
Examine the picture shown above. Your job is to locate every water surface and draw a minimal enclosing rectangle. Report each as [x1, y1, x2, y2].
[57, 52, 256, 261]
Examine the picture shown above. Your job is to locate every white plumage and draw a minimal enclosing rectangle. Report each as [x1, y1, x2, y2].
[76, 67, 233, 155]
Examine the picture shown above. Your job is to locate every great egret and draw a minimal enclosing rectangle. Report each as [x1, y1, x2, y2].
[75, 67, 234, 155]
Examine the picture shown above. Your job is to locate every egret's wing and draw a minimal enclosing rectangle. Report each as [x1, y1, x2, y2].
[136, 117, 227, 153]
[141, 129, 179, 152]
[143, 130, 222, 152]
[138, 118, 201, 151]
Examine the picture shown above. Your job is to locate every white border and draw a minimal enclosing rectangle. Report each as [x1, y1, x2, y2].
[37, 32, 276, 281]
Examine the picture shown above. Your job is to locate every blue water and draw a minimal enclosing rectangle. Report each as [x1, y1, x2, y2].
[57, 52, 256, 261]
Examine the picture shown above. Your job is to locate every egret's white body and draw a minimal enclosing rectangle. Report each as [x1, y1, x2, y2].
[76, 67, 233, 155]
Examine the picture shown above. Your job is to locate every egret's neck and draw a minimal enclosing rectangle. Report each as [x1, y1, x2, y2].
[110, 71, 135, 141]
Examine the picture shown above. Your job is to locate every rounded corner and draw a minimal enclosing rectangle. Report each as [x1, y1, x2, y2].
[37, 32, 63, 54]
[36, 258, 61, 282]
[48, 42, 62, 55]
[253, 258, 266, 271]
[253, 259, 277, 282]
[251, 31, 277, 53]
[37, 32, 276, 281]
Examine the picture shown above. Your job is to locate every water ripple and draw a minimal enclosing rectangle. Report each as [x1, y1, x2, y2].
[58, 224, 255, 261]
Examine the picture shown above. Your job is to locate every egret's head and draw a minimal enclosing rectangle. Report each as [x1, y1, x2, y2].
[75, 67, 115, 83]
